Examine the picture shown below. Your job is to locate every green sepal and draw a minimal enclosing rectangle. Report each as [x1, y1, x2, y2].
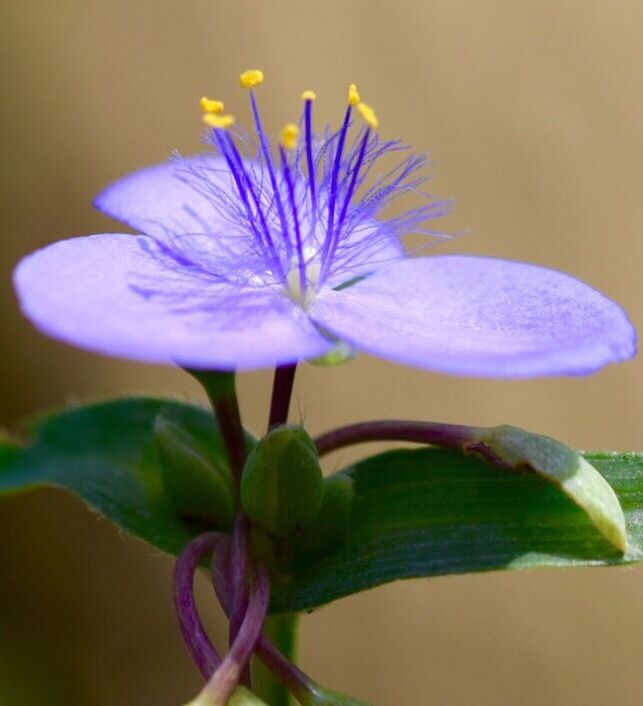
[153, 413, 234, 531]
[241, 426, 325, 538]
[291, 474, 355, 561]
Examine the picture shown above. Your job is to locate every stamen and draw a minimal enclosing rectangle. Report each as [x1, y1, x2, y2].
[212, 129, 286, 281]
[200, 97, 225, 114]
[202, 113, 236, 129]
[319, 85, 357, 273]
[325, 127, 371, 270]
[280, 143, 307, 298]
[356, 101, 378, 129]
[243, 71, 293, 263]
[280, 123, 299, 151]
[302, 92, 318, 218]
[348, 83, 361, 106]
[239, 69, 264, 88]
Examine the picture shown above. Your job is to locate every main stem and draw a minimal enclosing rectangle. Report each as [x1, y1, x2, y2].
[253, 614, 301, 706]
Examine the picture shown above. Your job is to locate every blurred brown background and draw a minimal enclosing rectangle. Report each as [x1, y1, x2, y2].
[1, 1, 642, 704]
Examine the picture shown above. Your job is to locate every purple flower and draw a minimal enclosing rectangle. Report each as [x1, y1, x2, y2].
[13, 71, 636, 376]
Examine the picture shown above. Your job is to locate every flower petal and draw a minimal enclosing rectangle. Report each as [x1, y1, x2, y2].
[14, 234, 332, 369]
[311, 255, 636, 377]
[94, 156, 230, 238]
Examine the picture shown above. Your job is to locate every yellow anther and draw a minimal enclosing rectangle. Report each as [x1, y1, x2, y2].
[202, 113, 236, 129]
[199, 97, 224, 114]
[301, 89, 317, 101]
[280, 123, 299, 150]
[357, 102, 378, 129]
[240, 69, 264, 89]
[348, 84, 361, 106]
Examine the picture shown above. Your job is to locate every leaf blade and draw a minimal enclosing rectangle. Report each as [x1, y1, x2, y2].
[0, 397, 236, 554]
[272, 448, 643, 613]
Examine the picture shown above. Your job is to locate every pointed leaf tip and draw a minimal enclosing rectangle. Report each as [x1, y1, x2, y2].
[475, 425, 628, 553]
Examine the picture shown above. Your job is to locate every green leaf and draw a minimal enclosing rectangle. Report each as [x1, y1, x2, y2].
[271, 448, 643, 613]
[472, 425, 627, 551]
[0, 397, 243, 554]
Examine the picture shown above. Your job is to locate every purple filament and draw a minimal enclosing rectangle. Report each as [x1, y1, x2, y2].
[323, 127, 371, 279]
[320, 104, 352, 269]
[303, 98, 317, 218]
[249, 91, 292, 255]
[280, 146, 307, 296]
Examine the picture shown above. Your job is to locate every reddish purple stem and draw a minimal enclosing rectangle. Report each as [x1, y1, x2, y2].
[172, 532, 224, 678]
[268, 364, 297, 430]
[314, 419, 480, 457]
[203, 562, 270, 704]
[212, 540, 314, 701]
[229, 514, 251, 686]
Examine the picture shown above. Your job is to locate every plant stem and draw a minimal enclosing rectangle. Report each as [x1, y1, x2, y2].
[253, 613, 301, 706]
[201, 563, 270, 705]
[229, 514, 251, 687]
[186, 369, 248, 485]
[314, 419, 480, 457]
[268, 364, 298, 430]
[172, 532, 223, 678]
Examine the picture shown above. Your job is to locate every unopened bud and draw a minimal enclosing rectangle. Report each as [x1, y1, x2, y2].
[154, 414, 234, 530]
[241, 425, 325, 538]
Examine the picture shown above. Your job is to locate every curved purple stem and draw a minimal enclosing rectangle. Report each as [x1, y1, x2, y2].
[229, 514, 251, 686]
[172, 532, 224, 678]
[202, 563, 270, 705]
[314, 419, 481, 457]
[212, 542, 315, 702]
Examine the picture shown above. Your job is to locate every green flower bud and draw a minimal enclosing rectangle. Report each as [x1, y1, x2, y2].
[154, 414, 234, 530]
[241, 425, 325, 538]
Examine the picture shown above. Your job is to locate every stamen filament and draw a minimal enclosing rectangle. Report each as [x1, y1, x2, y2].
[249, 91, 293, 259]
[303, 97, 318, 219]
[320, 104, 352, 277]
[280, 146, 307, 297]
[219, 131, 288, 282]
[324, 127, 371, 273]
[211, 129, 286, 281]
